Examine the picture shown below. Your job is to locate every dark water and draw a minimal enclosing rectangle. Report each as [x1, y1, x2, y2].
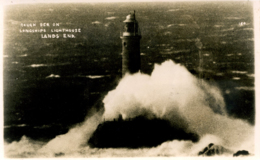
[4, 2, 254, 143]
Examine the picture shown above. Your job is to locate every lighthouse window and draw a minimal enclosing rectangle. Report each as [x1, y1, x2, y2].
[124, 42, 127, 47]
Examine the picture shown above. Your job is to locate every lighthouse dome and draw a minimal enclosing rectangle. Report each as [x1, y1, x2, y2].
[123, 13, 136, 22]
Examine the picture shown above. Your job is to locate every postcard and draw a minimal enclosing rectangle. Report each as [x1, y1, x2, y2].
[1, 0, 259, 158]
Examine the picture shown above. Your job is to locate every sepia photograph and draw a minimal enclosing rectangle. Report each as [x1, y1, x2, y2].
[1, 0, 259, 158]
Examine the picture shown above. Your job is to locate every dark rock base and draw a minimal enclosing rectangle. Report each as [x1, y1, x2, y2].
[88, 116, 199, 148]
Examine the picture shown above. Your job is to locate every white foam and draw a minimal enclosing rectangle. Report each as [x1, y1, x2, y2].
[232, 77, 241, 80]
[46, 74, 60, 78]
[92, 21, 101, 24]
[231, 71, 248, 74]
[86, 75, 104, 79]
[168, 9, 180, 12]
[18, 54, 27, 57]
[105, 16, 117, 20]
[30, 64, 47, 68]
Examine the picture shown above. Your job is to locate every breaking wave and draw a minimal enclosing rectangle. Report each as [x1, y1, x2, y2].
[4, 60, 254, 158]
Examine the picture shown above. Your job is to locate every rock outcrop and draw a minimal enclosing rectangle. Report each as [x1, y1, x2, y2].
[198, 143, 232, 156]
[88, 116, 199, 148]
[233, 150, 250, 157]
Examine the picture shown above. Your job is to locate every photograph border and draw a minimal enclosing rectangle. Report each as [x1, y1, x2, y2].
[0, 0, 259, 159]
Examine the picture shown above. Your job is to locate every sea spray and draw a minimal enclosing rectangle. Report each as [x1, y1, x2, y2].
[39, 111, 103, 154]
[4, 60, 254, 157]
[145, 134, 224, 156]
[103, 60, 254, 153]
[5, 136, 45, 158]
[103, 60, 226, 127]
[5, 112, 102, 157]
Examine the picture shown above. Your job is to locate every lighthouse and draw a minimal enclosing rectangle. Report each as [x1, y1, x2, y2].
[121, 11, 141, 76]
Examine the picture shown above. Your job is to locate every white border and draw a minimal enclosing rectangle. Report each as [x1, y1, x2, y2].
[253, 0, 260, 159]
[0, 0, 259, 159]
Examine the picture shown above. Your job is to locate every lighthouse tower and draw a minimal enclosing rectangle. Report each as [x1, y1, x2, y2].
[121, 11, 141, 76]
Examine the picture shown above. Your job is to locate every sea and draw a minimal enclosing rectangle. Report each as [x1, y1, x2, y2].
[3, 1, 255, 157]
